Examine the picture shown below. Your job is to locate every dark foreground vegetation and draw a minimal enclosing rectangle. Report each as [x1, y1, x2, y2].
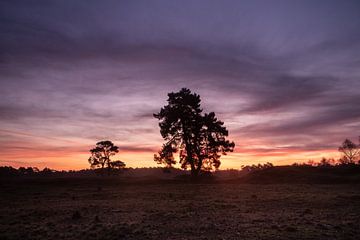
[1, 176, 360, 240]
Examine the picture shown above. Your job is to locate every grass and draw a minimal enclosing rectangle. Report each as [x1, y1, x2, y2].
[0, 178, 360, 239]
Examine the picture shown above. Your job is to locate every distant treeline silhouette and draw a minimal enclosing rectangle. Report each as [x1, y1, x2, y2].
[0, 166, 183, 178]
[2, 89, 359, 180]
[238, 164, 360, 184]
[1, 164, 360, 184]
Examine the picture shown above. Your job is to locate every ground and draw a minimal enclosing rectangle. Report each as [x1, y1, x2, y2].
[1, 178, 359, 240]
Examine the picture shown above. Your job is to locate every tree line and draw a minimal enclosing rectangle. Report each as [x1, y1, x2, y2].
[85, 88, 360, 178]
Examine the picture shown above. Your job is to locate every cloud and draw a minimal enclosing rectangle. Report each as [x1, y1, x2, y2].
[1, 0, 360, 168]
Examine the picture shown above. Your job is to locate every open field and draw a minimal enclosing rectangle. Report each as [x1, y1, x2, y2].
[1, 178, 360, 240]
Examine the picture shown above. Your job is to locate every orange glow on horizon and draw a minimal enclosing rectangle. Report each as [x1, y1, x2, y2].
[0, 128, 343, 170]
[1, 147, 342, 171]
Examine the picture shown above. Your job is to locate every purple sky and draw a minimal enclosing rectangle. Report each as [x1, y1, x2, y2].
[1, 0, 360, 169]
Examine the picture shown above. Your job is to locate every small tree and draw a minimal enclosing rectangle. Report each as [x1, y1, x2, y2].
[88, 141, 125, 172]
[154, 88, 235, 177]
[338, 138, 360, 164]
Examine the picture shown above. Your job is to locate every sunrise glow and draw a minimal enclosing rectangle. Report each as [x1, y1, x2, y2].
[1, 1, 359, 170]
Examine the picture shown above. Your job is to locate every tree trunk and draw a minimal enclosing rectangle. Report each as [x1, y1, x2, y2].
[106, 159, 111, 175]
[190, 167, 199, 180]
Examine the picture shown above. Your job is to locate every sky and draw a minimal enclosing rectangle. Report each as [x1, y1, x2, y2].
[1, 0, 360, 170]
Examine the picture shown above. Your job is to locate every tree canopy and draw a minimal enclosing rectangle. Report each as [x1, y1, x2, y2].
[88, 141, 125, 172]
[154, 88, 235, 177]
